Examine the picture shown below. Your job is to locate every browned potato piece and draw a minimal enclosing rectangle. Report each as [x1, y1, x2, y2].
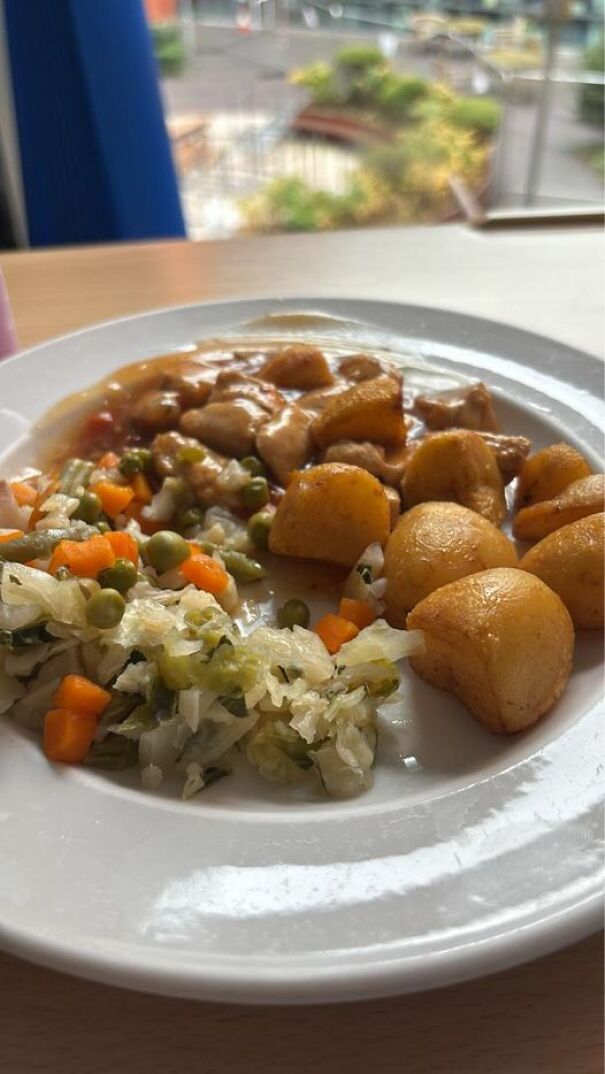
[407, 568, 574, 734]
[520, 513, 604, 628]
[513, 474, 604, 541]
[401, 430, 506, 526]
[384, 486, 401, 529]
[268, 463, 390, 567]
[311, 376, 406, 449]
[261, 345, 333, 390]
[384, 502, 517, 625]
[515, 443, 591, 509]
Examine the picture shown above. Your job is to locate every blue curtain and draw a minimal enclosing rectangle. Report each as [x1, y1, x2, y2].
[4, 0, 186, 246]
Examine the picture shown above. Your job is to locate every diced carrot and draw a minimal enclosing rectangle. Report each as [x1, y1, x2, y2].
[48, 534, 115, 578]
[181, 553, 229, 594]
[188, 541, 201, 555]
[0, 530, 23, 543]
[124, 502, 164, 536]
[44, 708, 98, 764]
[131, 472, 153, 505]
[314, 613, 359, 654]
[338, 597, 376, 631]
[97, 451, 120, 469]
[11, 481, 37, 507]
[105, 529, 139, 566]
[53, 674, 111, 717]
[90, 480, 134, 519]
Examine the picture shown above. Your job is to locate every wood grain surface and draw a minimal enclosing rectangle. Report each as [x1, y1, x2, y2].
[0, 230, 602, 1074]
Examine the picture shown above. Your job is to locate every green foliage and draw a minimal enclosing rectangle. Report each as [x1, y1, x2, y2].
[334, 44, 385, 74]
[291, 62, 341, 105]
[244, 178, 351, 233]
[579, 37, 604, 128]
[448, 97, 502, 137]
[151, 23, 185, 78]
[447, 17, 488, 38]
[371, 73, 429, 122]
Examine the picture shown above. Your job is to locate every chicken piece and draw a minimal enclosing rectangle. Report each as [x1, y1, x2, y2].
[476, 432, 531, 484]
[261, 344, 333, 390]
[151, 431, 206, 478]
[312, 377, 406, 449]
[256, 405, 313, 486]
[160, 361, 217, 407]
[414, 382, 500, 433]
[187, 453, 235, 508]
[321, 440, 410, 490]
[513, 474, 605, 541]
[338, 354, 386, 383]
[180, 400, 269, 458]
[401, 429, 506, 526]
[208, 370, 284, 414]
[322, 440, 386, 479]
[131, 390, 181, 432]
[384, 486, 401, 528]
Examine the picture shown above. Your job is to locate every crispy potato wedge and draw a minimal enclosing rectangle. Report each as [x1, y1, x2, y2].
[268, 463, 390, 567]
[311, 376, 406, 449]
[407, 568, 574, 734]
[520, 513, 604, 628]
[401, 430, 506, 526]
[513, 474, 604, 541]
[385, 502, 517, 625]
[515, 442, 591, 509]
[261, 345, 333, 390]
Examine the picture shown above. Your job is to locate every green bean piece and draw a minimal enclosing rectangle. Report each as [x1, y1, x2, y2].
[247, 511, 273, 550]
[277, 599, 310, 630]
[72, 491, 102, 524]
[220, 549, 267, 583]
[177, 444, 206, 465]
[98, 557, 138, 594]
[0, 525, 98, 564]
[58, 458, 94, 496]
[85, 589, 125, 629]
[243, 476, 269, 510]
[177, 505, 205, 531]
[145, 530, 191, 573]
[240, 456, 266, 478]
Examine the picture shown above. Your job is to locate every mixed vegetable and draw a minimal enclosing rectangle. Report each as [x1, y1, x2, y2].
[0, 339, 602, 797]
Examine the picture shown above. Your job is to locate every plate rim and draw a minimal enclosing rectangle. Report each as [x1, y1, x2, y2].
[0, 295, 602, 1004]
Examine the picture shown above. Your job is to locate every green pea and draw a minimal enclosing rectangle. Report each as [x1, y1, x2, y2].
[72, 491, 102, 524]
[243, 476, 269, 511]
[145, 530, 191, 573]
[98, 557, 138, 595]
[177, 505, 206, 531]
[277, 599, 310, 630]
[86, 589, 126, 629]
[177, 444, 206, 465]
[119, 448, 152, 477]
[96, 520, 110, 534]
[247, 511, 273, 550]
[240, 456, 266, 478]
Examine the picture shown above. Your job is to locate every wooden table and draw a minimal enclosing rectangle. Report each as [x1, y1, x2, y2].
[1, 227, 603, 1074]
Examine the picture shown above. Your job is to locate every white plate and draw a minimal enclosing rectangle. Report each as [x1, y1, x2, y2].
[0, 298, 602, 1004]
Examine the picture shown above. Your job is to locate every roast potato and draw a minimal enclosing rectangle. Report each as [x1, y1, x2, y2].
[401, 429, 506, 526]
[384, 502, 517, 625]
[515, 442, 591, 509]
[520, 513, 604, 628]
[513, 474, 604, 541]
[407, 568, 574, 734]
[311, 376, 406, 449]
[268, 463, 390, 567]
[261, 344, 333, 390]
